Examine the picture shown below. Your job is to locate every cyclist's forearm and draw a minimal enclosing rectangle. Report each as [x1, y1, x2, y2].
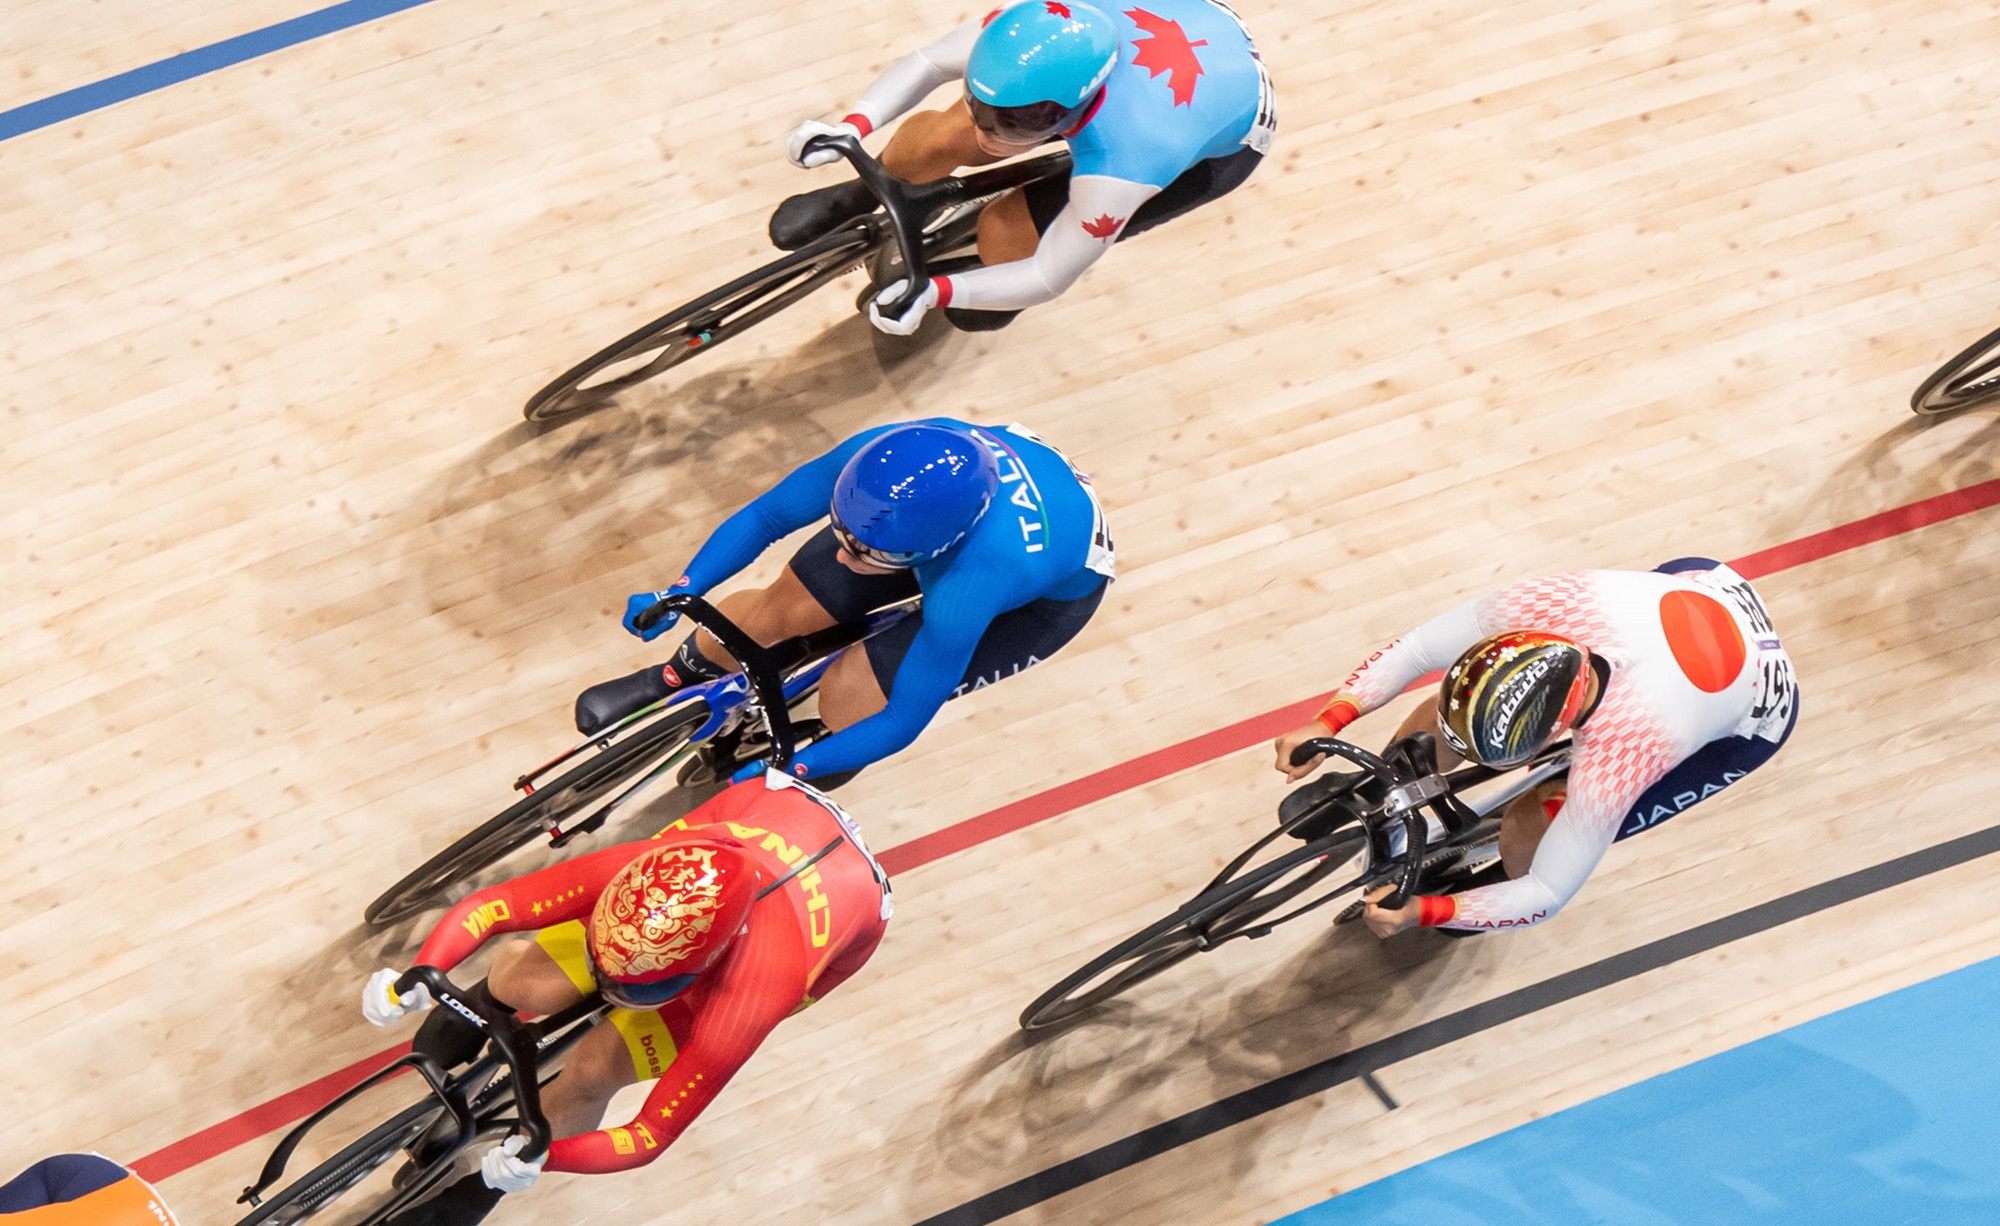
[941, 177, 1158, 312]
[794, 705, 926, 777]
[1336, 599, 1486, 715]
[681, 454, 850, 593]
[1434, 805, 1612, 930]
[847, 20, 978, 133]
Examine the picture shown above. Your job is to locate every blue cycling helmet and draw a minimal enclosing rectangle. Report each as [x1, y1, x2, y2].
[965, 1, 1121, 144]
[830, 424, 1000, 567]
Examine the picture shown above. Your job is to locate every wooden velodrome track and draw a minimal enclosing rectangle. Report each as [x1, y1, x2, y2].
[9, 0, 2000, 1220]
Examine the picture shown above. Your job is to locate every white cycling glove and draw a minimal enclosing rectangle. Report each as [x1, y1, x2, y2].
[867, 278, 942, 336]
[481, 1134, 546, 1193]
[786, 118, 863, 169]
[360, 967, 433, 1028]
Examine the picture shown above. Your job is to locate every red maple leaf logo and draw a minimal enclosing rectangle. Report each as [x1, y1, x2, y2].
[1081, 213, 1125, 241]
[1124, 8, 1207, 107]
[1045, 1, 1072, 16]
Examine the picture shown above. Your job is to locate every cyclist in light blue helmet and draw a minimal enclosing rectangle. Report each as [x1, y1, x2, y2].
[962, 1, 1121, 145]
[771, 0, 1277, 334]
[573, 420, 1116, 786]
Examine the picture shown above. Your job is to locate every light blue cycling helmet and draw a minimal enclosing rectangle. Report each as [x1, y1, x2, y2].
[830, 424, 1000, 567]
[965, 1, 1121, 143]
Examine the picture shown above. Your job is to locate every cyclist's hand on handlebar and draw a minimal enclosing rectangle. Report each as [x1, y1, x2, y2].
[730, 758, 810, 785]
[1361, 886, 1421, 939]
[480, 1134, 546, 1193]
[787, 118, 863, 168]
[1273, 723, 1328, 782]
[622, 577, 693, 641]
[361, 967, 433, 1027]
[868, 279, 941, 336]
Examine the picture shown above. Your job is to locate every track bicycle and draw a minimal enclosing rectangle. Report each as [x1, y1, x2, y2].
[363, 593, 917, 926]
[1017, 732, 1572, 1031]
[521, 135, 1072, 422]
[234, 966, 579, 1225]
[1911, 324, 2000, 415]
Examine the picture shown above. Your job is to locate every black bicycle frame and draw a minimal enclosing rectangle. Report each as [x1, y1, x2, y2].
[238, 968, 562, 1218]
[1289, 733, 1462, 908]
[800, 133, 1071, 316]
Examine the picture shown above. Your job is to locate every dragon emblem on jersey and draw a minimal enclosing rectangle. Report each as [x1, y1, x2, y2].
[593, 846, 729, 978]
[1125, 8, 1208, 106]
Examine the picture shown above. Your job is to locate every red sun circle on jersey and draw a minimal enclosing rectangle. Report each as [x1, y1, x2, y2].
[1658, 590, 1747, 693]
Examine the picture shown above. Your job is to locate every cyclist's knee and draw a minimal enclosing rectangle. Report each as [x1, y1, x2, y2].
[699, 570, 833, 659]
[976, 190, 1037, 264]
[816, 647, 888, 731]
[563, 1026, 643, 1102]
[881, 103, 981, 181]
[1498, 779, 1564, 877]
[488, 938, 584, 1016]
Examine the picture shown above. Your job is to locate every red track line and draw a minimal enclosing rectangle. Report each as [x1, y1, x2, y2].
[132, 1042, 411, 1185]
[131, 476, 2000, 1183]
[1729, 478, 2000, 579]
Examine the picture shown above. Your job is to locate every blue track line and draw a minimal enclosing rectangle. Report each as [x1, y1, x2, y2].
[0, 0, 440, 143]
[1275, 955, 2000, 1224]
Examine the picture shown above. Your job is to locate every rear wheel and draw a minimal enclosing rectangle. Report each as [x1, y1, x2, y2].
[364, 703, 709, 926]
[1020, 829, 1367, 1030]
[1912, 325, 2000, 415]
[523, 226, 877, 422]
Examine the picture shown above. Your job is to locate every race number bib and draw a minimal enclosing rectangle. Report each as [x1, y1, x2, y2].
[1004, 423, 1117, 579]
[1205, 0, 1277, 153]
[1699, 565, 1796, 743]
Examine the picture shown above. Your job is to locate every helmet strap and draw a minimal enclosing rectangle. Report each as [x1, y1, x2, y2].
[1571, 653, 1612, 730]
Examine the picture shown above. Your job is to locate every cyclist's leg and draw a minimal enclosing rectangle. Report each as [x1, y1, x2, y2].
[495, 920, 674, 1134]
[387, 1008, 665, 1226]
[948, 147, 1264, 332]
[1499, 777, 1569, 876]
[881, 99, 1001, 181]
[1385, 700, 1465, 771]
[772, 101, 1003, 250]
[577, 529, 914, 734]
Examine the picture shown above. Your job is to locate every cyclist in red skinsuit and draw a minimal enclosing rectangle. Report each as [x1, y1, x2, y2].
[364, 776, 891, 1225]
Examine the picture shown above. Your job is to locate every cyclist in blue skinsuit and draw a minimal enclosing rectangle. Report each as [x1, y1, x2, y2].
[771, 0, 1276, 333]
[574, 420, 1115, 784]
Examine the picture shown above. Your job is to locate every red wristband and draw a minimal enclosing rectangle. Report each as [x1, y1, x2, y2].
[932, 276, 954, 308]
[1315, 698, 1360, 736]
[1416, 895, 1457, 927]
[841, 113, 873, 138]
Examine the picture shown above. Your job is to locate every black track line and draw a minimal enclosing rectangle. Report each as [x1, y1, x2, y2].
[915, 821, 2000, 1225]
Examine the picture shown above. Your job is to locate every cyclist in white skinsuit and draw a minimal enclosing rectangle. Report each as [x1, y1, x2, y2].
[1273, 557, 1800, 935]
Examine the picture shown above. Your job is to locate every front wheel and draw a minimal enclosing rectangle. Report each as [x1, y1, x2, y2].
[364, 702, 709, 926]
[1912, 325, 2000, 415]
[1019, 829, 1367, 1031]
[234, 1099, 443, 1226]
[522, 225, 877, 422]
